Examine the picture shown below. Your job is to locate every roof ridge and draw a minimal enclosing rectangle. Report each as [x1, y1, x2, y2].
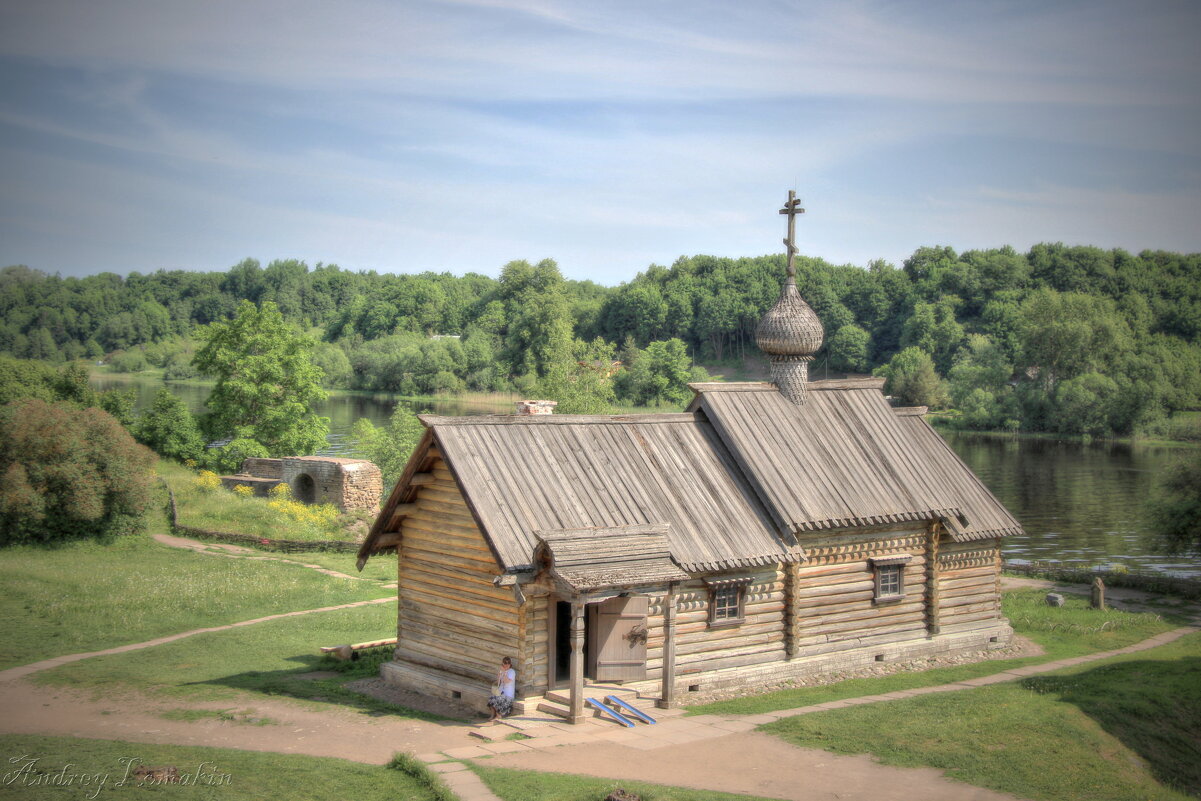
[687, 382, 776, 393]
[807, 377, 886, 391]
[417, 412, 699, 426]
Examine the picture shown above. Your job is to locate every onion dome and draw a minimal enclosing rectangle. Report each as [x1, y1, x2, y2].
[755, 277, 825, 358]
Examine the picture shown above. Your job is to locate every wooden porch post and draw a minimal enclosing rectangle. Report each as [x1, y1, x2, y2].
[785, 563, 799, 659]
[568, 600, 585, 724]
[926, 521, 941, 636]
[658, 583, 676, 709]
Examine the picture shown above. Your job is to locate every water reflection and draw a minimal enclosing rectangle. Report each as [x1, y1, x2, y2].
[91, 373, 1200, 577]
[942, 431, 1199, 577]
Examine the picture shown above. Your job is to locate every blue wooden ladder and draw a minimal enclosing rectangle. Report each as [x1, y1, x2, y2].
[606, 695, 657, 725]
[586, 697, 634, 727]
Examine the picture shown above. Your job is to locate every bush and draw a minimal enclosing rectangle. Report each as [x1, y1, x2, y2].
[106, 348, 149, 373]
[874, 347, 949, 408]
[205, 437, 270, 474]
[195, 470, 221, 492]
[136, 389, 204, 462]
[0, 398, 157, 545]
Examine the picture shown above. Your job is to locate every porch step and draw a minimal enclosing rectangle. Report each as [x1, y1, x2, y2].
[544, 685, 640, 708]
[536, 699, 571, 719]
[536, 686, 654, 722]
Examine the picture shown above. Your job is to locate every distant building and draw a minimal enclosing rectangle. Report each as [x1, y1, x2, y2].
[221, 456, 382, 512]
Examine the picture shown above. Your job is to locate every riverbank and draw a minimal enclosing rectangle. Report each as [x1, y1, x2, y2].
[927, 411, 1201, 448]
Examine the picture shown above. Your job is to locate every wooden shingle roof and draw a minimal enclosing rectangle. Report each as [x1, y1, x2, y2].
[416, 412, 795, 574]
[359, 378, 1021, 575]
[688, 379, 1022, 542]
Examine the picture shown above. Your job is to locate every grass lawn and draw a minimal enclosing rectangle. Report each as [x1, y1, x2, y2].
[0, 530, 394, 671]
[471, 764, 787, 801]
[0, 734, 438, 801]
[279, 549, 397, 584]
[762, 633, 1201, 801]
[33, 600, 442, 719]
[688, 589, 1177, 716]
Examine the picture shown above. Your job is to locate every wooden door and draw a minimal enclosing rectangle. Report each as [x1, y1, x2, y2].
[594, 595, 649, 682]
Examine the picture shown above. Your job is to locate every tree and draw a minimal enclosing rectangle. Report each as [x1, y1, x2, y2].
[614, 338, 695, 407]
[1147, 452, 1201, 555]
[497, 259, 574, 378]
[874, 347, 948, 408]
[0, 398, 157, 545]
[826, 325, 871, 373]
[192, 301, 329, 457]
[947, 335, 1016, 430]
[535, 337, 619, 414]
[348, 404, 425, 490]
[1051, 373, 1120, 436]
[1018, 289, 1132, 388]
[136, 389, 204, 463]
[900, 298, 965, 373]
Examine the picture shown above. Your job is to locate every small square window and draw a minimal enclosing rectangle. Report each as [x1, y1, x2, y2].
[713, 585, 741, 620]
[876, 564, 902, 599]
[870, 555, 910, 604]
[705, 577, 750, 627]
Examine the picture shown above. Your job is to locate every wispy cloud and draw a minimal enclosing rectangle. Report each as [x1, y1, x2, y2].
[0, 0, 1198, 279]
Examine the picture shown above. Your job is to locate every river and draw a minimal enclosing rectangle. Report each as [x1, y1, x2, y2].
[93, 373, 1200, 577]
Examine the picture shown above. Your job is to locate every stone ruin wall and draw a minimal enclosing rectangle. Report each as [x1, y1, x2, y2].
[221, 456, 383, 512]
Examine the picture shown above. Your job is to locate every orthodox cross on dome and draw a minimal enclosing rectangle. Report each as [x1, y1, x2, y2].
[779, 190, 805, 278]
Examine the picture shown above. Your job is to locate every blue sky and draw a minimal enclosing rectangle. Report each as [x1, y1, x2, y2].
[1, 0, 1198, 284]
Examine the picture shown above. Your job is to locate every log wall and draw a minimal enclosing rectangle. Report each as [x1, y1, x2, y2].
[641, 568, 785, 682]
[936, 536, 1004, 634]
[791, 524, 930, 658]
[394, 457, 520, 684]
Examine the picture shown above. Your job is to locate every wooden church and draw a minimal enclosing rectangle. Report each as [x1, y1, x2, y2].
[356, 194, 1021, 722]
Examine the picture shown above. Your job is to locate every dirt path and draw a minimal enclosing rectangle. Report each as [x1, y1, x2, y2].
[151, 532, 394, 587]
[0, 680, 470, 762]
[479, 731, 1025, 801]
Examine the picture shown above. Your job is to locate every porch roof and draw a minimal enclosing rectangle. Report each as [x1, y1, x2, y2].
[535, 525, 690, 593]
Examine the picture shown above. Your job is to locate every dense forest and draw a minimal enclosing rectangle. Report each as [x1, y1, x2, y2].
[2, 242, 1200, 437]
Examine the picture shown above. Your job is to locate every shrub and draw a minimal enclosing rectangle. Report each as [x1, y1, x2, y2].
[195, 470, 221, 492]
[136, 389, 204, 463]
[205, 437, 270, 474]
[267, 495, 339, 529]
[0, 398, 156, 545]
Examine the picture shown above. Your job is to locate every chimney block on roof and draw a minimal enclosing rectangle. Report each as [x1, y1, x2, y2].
[515, 400, 557, 415]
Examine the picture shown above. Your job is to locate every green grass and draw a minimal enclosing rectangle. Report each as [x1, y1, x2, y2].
[472, 765, 788, 801]
[0, 530, 393, 670]
[761, 633, 1201, 801]
[35, 602, 443, 720]
[283, 549, 397, 584]
[0, 734, 439, 801]
[388, 753, 456, 801]
[687, 589, 1176, 716]
[159, 707, 278, 726]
